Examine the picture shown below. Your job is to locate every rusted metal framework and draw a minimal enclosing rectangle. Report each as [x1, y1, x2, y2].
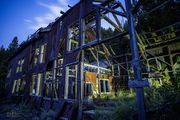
[5, 0, 180, 119]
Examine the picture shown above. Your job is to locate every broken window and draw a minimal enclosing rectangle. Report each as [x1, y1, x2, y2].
[7, 68, 12, 78]
[12, 78, 25, 95]
[19, 58, 24, 72]
[12, 80, 17, 94]
[44, 71, 53, 98]
[59, 21, 62, 30]
[43, 83, 52, 98]
[84, 12, 97, 44]
[113, 64, 120, 76]
[29, 43, 35, 68]
[57, 58, 63, 77]
[15, 79, 21, 93]
[30, 73, 43, 96]
[64, 64, 77, 99]
[105, 80, 110, 92]
[36, 73, 43, 96]
[85, 83, 93, 96]
[53, 80, 59, 99]
[68, 23, 79, 51]
[30, 74, 37, 95]
[39, 44, 46, 63]
[34, 48, 39, 65]
[16, 58, 24, 73]
[100, 79, 110, 93]
[19, 78, 26, 95]
[52, 58, 63, 99]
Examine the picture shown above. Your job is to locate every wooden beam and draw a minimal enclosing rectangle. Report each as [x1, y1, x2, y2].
[101, 13, 122, 32]
[112, 13, 122, 29]
[88, 48, 98, 61]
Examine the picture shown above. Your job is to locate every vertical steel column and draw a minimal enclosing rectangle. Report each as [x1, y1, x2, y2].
[125, 0, 146, 120]
[96, 8, 101, 42]
[77, 1, 84, 120]
[96, 8, 101, 95]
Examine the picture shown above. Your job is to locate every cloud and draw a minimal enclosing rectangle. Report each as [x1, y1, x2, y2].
[58, 0, 68, 7]
[23, 19, 32, 23]
[37, 2, 64, 16]
[25, 0, 69, 30]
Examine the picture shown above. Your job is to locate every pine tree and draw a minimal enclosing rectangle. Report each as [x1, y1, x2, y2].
[7, 36, 19, 57]
[0, 37, 19, 97]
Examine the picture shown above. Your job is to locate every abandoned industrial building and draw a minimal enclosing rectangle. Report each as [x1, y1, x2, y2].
[5, 0, 180, 119]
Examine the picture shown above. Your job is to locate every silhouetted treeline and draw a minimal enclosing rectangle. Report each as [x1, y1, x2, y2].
[0, 36, 19, 97]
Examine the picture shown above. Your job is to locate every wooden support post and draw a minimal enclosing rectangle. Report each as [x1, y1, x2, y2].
[77, 3, 85, 120]
[96, 46, 101, 95]
[96, 8, 101, 42]
[51, 60, 57, 99]
[64, 66, 69, 99]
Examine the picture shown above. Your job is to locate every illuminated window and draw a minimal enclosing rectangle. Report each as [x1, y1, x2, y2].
[12, 79, 25, 95]
[16, 58, 24, 73]
[30, 74, 37, 95]
[30, 74, 43, 96]
[12, 80, 17, 94]
[39, 44, 46, 63]
[64, 64, 77, 99]
[16, 60, 21, 73]
[34, 48, 39, 65]
[19, 59, 24, 72]
[36, 73, 43, 96]
[57, 58, 63, 76]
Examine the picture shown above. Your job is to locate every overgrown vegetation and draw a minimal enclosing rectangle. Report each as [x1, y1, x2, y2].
[90, 91, 137, 120]
[0, 99, 58, 120]
[91, 58, 180, 120]
[145, 57, 180, 108]
[137, 0, 179, 32]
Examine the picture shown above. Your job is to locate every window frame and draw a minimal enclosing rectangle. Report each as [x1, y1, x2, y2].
[67, 21, 80, 52]
[39, 43, 46, 63]
[100, 79, 110, 93]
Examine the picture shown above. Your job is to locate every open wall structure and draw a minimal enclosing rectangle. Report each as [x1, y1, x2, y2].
[5, 0, 180, 119]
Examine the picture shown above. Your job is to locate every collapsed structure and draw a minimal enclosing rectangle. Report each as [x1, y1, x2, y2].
[5, 0, 180, 119]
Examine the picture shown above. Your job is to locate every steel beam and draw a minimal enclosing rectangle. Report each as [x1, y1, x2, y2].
[96, 8, 101, 42]
[94, 4, 126, 17]
[77, 3, 85, 120]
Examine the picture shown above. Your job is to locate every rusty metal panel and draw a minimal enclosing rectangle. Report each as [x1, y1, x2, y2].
[85, 72, 97, 84]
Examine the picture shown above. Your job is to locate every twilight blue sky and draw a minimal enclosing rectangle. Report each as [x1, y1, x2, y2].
[0, 0, 126, 48]
[0, 0, 78, 48]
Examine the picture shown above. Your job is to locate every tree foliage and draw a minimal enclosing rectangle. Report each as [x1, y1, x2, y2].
[137, 0, 180, 32]
[0, 37, 19, 97]
[7, 36, 19, 57]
